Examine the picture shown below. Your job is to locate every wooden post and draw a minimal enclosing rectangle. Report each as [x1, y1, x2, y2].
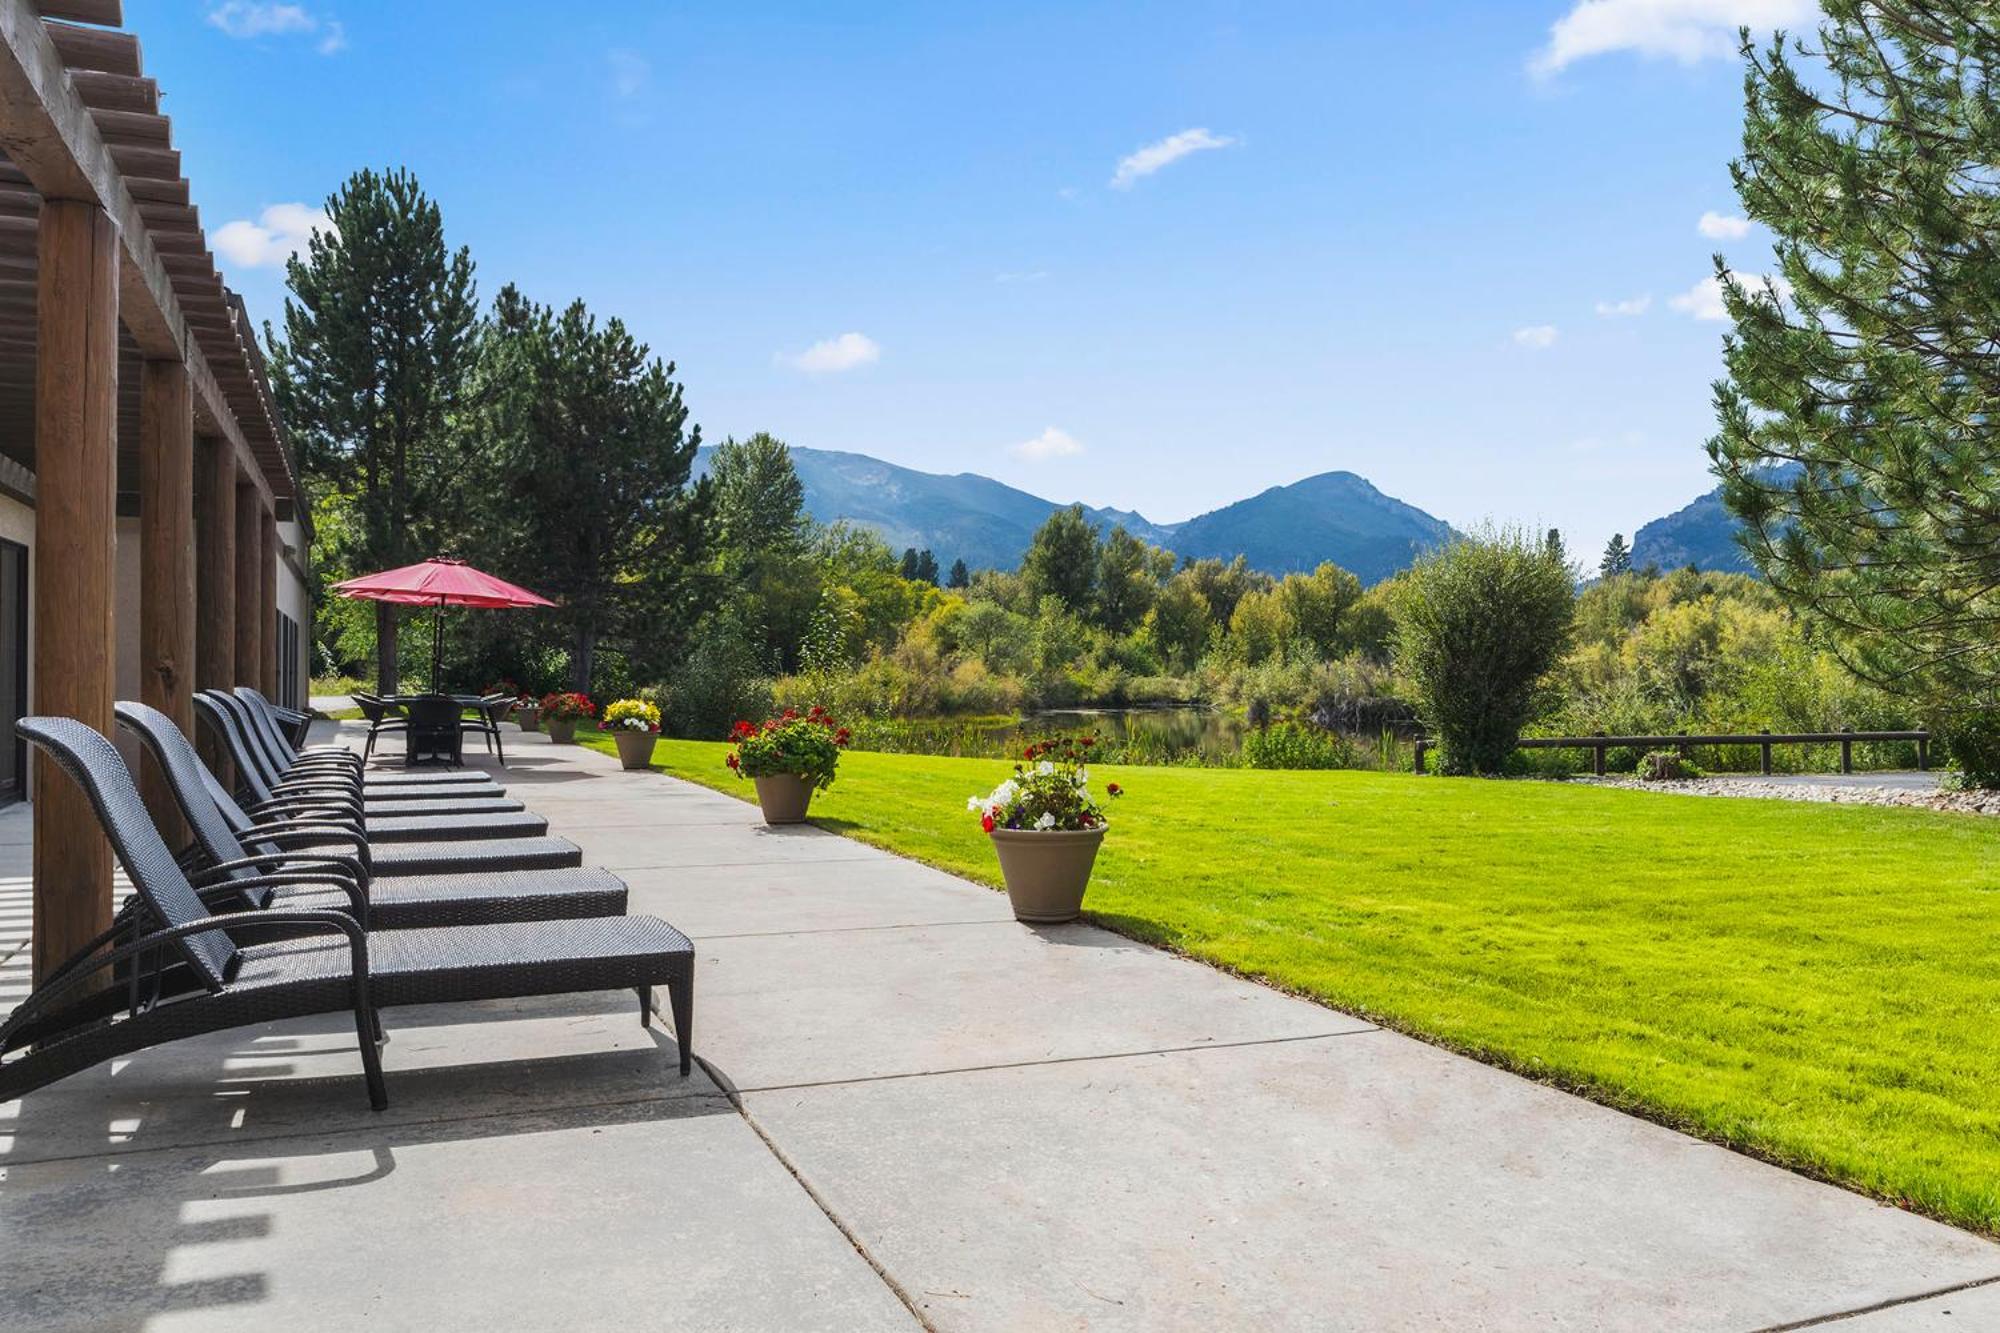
[1760, 729, 1772, 776]
[194, 436, 236, 776]
[259, 505, 279, 698]
[1918, 734, 1930, 772]
[138, 358, 195, 844]
[233, 477, 261, 688]
[31, 200, 118, 985]
[1840, 728, 1854, 775]
[1413, 739, 1427, 775]
[1592, 732, 1606, 777]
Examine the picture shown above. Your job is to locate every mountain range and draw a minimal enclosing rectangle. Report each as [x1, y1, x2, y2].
[695, 445, 1455, 584]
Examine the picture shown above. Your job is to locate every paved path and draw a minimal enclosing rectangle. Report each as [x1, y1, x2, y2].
[3, 725, 1997, 1330]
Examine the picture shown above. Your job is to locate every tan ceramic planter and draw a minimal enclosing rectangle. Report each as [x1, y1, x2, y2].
[752, 773, 813, 824]
[613, 729, 658, 770]
[516, 706, 541, 733]
[545, 718, 578, 744]
[989, 826, 1105, 923]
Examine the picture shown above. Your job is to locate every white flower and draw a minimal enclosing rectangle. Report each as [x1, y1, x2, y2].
[992, 779, 1019, 805]
[1036, 760, 1055, 776]
[1034, 812, 1057, 830]
[967, 795, 985, 812]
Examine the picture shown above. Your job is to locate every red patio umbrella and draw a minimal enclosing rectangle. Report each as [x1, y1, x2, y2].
[332, 557, 555, 695]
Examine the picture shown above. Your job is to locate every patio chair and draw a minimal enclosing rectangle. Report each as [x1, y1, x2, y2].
[352, 692, 408, 762]
[461, 692, 514, 767]
[193, 695, 585, 876]
[0, 716, 693, 1110]
[403, 695, 465, 768]
[117, 701, 629, 929]
[231, 688, 496, 793]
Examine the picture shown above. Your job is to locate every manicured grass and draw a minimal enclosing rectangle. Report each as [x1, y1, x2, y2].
[580, 730, 2000, 1233]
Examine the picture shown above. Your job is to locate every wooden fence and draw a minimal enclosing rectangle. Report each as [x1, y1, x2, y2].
[1411, 729, 1931, 777]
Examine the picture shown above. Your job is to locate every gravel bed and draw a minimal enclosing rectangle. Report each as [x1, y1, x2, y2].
[1567, 774, 2000, 815]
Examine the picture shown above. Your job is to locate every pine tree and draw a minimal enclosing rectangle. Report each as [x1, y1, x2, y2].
[947, 557, 970, 589]
[477, 287, 708, 692]
[270, 168, 478, 692]
[915, 549, 940, 585]
[1599, 534, 1632, 579]
[899, 548, 921, 581]
[1711, 3, 2000, 711]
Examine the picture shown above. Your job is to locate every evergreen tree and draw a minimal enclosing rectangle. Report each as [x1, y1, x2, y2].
[947, 557, 970, 589]
[1020, 504, 1099, 613]
[1093, 525, 1158, 634]
[709, 432, 817, 668]
[1599, 534, 1632, 579]
[270, 168, 478, 692]
[899, 548, 921, 581]
[915, 549, 940, 585]
[1712, 3, 2000, 711]
[477, 287, 708, 691]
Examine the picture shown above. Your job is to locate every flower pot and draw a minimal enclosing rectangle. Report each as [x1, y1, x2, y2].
[989, 826, 1106, 923]
[516, 707, 542, 733]
[546, 717, 578, 744]
[752, 773, 813, 825]
[613, 729, 658, 770]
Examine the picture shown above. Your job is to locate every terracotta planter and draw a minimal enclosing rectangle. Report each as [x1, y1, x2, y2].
[989, 826, 1106, 923]
[546, 717, 578, 744]
[516, 707, 542, 733]
[752, 773, 813, 825]
[613, 729, 658, 770]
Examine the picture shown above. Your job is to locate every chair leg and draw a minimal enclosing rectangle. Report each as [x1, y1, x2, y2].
[494, 728, 505, 768]
[667, 973, 693, 1076]
[363, 727, 376, 762]
[353, 1002, 389, 1110]
[636, 986, 652, 1028]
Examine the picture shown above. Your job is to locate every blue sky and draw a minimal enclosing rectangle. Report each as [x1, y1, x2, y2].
[146, 0, 1817, 560]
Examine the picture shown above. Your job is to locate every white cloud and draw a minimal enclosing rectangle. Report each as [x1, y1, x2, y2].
[1110, 128, 1238, 189]
[1530, 0, 1816, 76]
[213, 203, 330, 269]
[1011, 427, 1085, 462]
[780, 332, 881, 374]
[1511, 324, 1560, 349]
[608, 49, 650, 99]
[1594, 294, 1652, 317]
[206, 2, 345, 53]
[1697, 210, 1752, 239]
[1669, 271, 1791, 321]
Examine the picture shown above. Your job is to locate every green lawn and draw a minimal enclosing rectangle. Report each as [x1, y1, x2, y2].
[578, 731, 2000, 1233]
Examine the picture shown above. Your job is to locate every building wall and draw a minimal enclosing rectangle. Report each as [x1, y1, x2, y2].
[277, 517, 310, 707]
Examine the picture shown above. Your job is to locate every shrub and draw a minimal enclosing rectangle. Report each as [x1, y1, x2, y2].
[967, 735, 1122, 831]
[1935, 709, 2000, 790]
[666, 610, 773, 740]
[1242, 721, 1359, 771]
[1637, 749, 1704, 782]
[1392, 527, 1576, 776]
[726, 706, 851, 790]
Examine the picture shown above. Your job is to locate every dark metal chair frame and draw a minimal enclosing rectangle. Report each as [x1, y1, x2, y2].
[118, 701, 629, 929]
[0, 717, 694, 1111]
[461, 691, 513, 767]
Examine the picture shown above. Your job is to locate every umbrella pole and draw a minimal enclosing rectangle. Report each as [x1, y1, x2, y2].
[432, 597, 444, 695]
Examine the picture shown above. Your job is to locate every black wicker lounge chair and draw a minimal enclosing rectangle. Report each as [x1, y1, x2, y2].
[199, 691, 506, 803]
[0, 716, 693, 1109]
[117, 701, 628, 929]
[195, 694, 541, 839]
[222, 689, 498, 794]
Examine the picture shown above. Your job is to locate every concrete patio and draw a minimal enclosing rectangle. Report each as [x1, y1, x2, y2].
[4, 720, 1998, 1330]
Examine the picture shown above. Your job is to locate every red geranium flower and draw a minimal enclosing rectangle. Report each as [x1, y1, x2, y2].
[980, 812, 996, 833]
[1106, 782, 1122, 797]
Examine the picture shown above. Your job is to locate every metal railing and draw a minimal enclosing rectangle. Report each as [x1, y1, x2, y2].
[1412, 729, 1930, 776]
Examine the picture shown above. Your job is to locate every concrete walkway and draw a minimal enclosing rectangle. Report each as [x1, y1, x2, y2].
[3, 724, 1998, 1329]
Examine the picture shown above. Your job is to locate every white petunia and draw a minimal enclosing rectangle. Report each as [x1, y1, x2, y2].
[967, 795, 985, 812]
[1036, 760, 1055, 776]
[1034, 812, 1057, 830]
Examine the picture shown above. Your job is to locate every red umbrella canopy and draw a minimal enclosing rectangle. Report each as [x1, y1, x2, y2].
[332, 558, 554, 609]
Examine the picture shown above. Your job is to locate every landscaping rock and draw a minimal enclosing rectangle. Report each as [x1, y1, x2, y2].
[1569, 774, 2000, 815]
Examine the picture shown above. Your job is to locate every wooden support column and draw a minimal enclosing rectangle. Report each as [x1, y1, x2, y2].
[194, 435, 235, 774]
[259, 506, 279, 699]
[139, 357, 195, 843]
[31, 199, 118, 985]
[233, 477, 261, 688]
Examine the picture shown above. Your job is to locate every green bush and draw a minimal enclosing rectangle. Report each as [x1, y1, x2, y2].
[1935, 710, 2000, 790]
[1637, 749, 1705, 782]
[1392, 528, 1576, 776]
[1242, 721, 1360, 770]
[663, 611, 773, 740]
